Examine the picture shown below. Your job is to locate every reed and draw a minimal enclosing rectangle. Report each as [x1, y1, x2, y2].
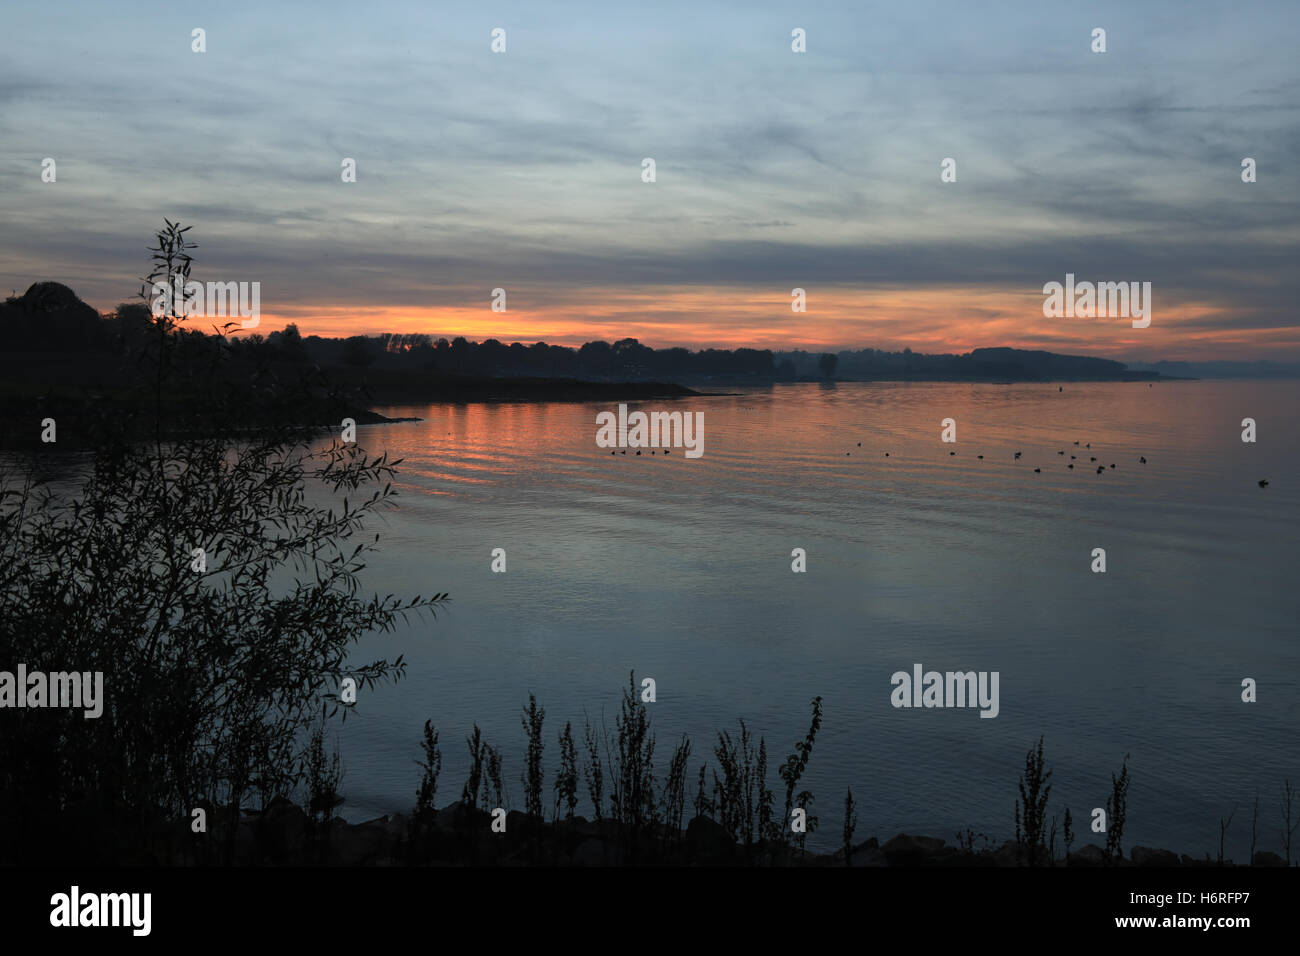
[842, 787, 858, 866]
[1103, 754, 1131, 865]
[522, 694, 545, 820]
[553, 721, 578, 824]
[1014, 736, 1052, 866]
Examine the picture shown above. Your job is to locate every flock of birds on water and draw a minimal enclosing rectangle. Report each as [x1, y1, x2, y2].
[844, 439, 1132, 476]
[605, 386, 1272, 488]
[836, 441, 1269, 487]
[611, 441, 1269, 488]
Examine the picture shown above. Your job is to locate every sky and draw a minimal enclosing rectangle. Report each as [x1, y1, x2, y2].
[1, 0, 1297, 361]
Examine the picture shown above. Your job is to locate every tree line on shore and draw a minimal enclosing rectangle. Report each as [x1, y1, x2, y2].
[1, 280, 1151, 382]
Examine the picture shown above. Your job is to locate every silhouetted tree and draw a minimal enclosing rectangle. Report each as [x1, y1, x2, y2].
[0, 220, 445, 865]
[342, 334, 376, 367]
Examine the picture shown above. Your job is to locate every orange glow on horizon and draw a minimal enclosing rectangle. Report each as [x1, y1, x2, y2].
[246, 286, 1294, 361]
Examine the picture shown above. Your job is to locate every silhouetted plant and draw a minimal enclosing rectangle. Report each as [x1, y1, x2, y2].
[1218, 808, 1235, 865]
[779, 696, 823, 848]
[712, 721, 761, 848]
[609, 672, 657, 856]
[693, 764, 714, 821]
[582, 715, 605, 823]
[0, 220, 445, 865]
[1063, 807, 1074, 865]
[793, 790, 818, 855]
[462, 725, 486, 807]
[408, 719, 442, 855]
[1283, 779, 1298, 866]
[704, 721, 775, 858]
[305, 721, 342, 860]
[484, 742, 505, 811]
[522, 694, 545, 820]
[660, 735, 692, 849]
[756, 738, 776, 845]
[1103, 754, 1131, 865]
[1250, 791, 1259, 865]
[1014, 736, 1052, 867]
[956, 828, 974, 854]
[957, 828, 992, 855]
[554, 721, 578, 824]
[415, 720, 442, 816]
[843, 788, 858, 866]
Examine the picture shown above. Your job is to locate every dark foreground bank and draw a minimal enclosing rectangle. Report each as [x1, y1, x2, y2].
[128, 798, 1292, 868]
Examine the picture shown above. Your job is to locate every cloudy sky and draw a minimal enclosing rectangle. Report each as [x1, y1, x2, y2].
[1, 0, 1296, 360]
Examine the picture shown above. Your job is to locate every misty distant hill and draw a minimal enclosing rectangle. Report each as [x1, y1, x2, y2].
[776, 346, 1162, 382]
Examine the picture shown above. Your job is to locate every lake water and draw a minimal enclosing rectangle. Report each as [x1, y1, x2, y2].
[332, 380, 1298, 858]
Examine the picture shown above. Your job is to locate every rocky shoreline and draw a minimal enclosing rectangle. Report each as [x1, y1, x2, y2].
[118, 800, 1291, 867]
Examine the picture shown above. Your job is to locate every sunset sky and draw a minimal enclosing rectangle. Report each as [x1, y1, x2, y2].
[2, 0, 1297, 361]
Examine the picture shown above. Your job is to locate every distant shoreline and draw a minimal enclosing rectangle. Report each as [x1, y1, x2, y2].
[782, 373, 1191, 384]
[352, 373, 1190, 420]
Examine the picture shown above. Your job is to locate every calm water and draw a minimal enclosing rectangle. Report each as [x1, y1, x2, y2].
[327, 380, 1298, 858]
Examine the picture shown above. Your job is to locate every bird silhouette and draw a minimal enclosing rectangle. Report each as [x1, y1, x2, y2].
[1014, 452, 1022, 460]
[1096, 466, 1105, 474]
[1068, 463, 1074, 469]
[1259, 479, 1269, 488]
[1034, 468, 1041, 473]
[1139, 456, 1147, 464]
